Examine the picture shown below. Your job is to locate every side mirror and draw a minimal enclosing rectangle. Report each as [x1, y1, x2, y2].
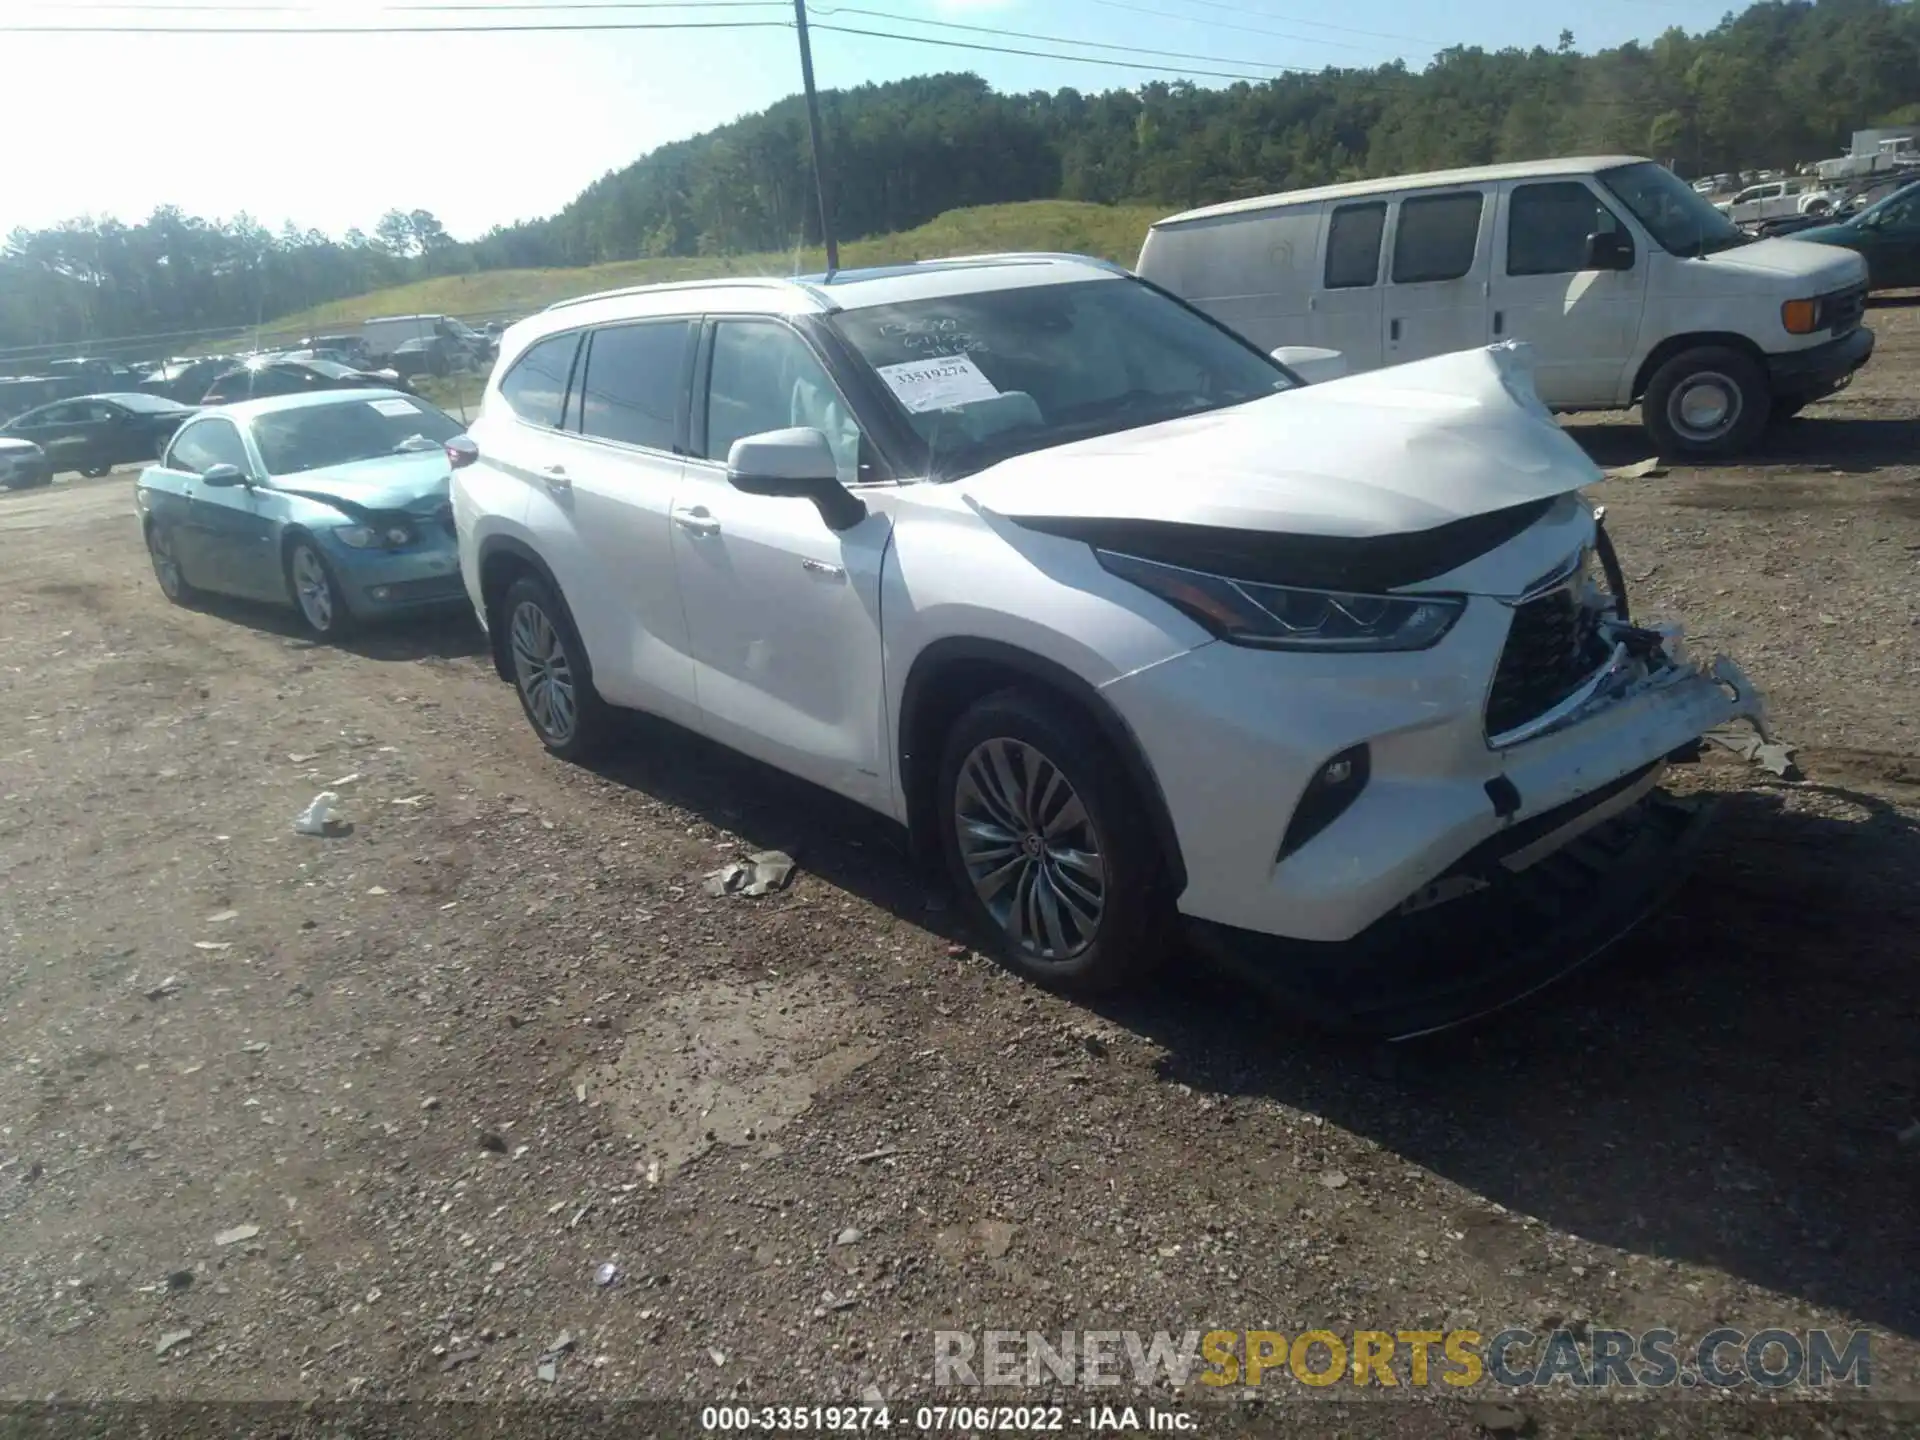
[1583, 231, 1634, 271]
[726, 427, 866, 531]
[445, 434, 480, 470]
[1270, 346, 1348, 384]
[200, 463, 248, 488]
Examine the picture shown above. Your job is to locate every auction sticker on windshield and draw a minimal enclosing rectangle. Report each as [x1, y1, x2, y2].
[876, 354, 1000, 412]
[368, 397, 419, 417]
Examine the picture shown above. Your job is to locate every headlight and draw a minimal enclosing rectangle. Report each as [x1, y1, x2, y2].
[1096, 549, 1464, 652]
[334, 523, 414, 549]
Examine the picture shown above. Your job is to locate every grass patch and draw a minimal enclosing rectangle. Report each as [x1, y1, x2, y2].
[266, 201, 1160, 336]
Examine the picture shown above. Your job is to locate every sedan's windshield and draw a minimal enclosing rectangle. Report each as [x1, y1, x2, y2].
[250, 396, 462, 476]
[830, 277, 1295, 475]
[1598, 161, 1749, 257]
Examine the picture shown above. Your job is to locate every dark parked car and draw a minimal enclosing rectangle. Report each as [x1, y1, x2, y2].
[388, 335, 465, 379]
[0, 376, 68, 424]
[142, 356, 241, 405]
[200, 359, 410, 405]
[1793, 179, 1920, 292]
[302, 334, 376, 368]
[0, 392, 198, 477]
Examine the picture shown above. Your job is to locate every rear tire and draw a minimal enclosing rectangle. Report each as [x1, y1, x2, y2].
[936, 688, 1169, 993]
[81, 466, 111, 479]
[501, 575, 614, 762]
[1642, 345, 1770, 458]
[146, 522, 195, 604]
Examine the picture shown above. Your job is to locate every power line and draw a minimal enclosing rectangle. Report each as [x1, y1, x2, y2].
[807, 22, 1283, 82]
[818, 6, 1337, 74]
[1086, 0, 1421, 54]
[1153, 0, 1442, 48]
[1, 16, 787, 33]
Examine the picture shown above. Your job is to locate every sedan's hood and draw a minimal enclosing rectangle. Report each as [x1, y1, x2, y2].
[1699, 235, 1866, 287]
[956, 343, 1598, 540]
[1785, 222, 1859, 248]
[270, 451, 450, 516]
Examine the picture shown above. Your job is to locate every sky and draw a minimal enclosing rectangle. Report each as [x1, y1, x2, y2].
[0, 0, 1740, 241]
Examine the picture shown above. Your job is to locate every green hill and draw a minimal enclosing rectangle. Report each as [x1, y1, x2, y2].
[269, 200, 1161, 336]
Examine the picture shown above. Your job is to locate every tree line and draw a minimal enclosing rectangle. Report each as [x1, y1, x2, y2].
[3, 0, 1916, 359]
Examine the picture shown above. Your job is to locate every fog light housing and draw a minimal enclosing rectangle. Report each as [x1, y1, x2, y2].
[1277, 744, 1371, 861]
[369, 586, 391, 601]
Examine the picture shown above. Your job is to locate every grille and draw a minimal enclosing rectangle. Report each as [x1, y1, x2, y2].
[1824, 283, 1866, 336]
[380, 575, 466, 603]
[1485, 586, 1606, 741]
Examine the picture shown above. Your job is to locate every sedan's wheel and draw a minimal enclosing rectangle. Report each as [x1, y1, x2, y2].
[501, 575, 613, 761]
[937, 689, 1168, 992]
[146, 524, 193, 603]
[81, 466, 111, 479]
[285, 539, 355, 639]
[1643, 345, 1769, 457]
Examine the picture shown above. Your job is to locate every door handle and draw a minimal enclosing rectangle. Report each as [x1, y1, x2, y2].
[540, 464, 570, 495]
[1493, 310, 1505, 335]
[1389, 318, 1402, 342]
[672, 508, 721, 537]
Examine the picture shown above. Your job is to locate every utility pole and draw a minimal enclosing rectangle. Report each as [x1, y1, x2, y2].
[793, 0, 839, 276]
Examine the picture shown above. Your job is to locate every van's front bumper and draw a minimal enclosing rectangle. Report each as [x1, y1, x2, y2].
[1767, 324, 1874, 400]
[1102, 619, 1767, 1037]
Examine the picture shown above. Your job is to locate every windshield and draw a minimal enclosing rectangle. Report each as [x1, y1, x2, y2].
[1598, 161, 1749, 257]
[1858, 181, 1920, 226]
[831, 277, 1294, 476]
[250, 395, 462, 476]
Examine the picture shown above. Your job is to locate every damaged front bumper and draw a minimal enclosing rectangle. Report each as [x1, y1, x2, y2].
[1191, 638, 1766, 1040]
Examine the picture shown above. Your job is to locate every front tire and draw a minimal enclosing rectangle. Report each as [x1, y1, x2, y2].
[285, 538, 356, 639]
[936, 689, 1168, 993]
[81, 465, 111, 479]
[501, 575, 614, 761]
[1642, 345, 1770, 458]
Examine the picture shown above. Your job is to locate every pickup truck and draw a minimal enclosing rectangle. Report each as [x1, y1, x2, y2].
[1716, 179, 1839, 227]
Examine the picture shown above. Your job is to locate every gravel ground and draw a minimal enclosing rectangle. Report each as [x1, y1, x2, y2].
[3, 303, 1918, 1437]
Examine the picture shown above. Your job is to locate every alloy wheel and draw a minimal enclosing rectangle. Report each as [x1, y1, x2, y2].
[952, 737, 1107, 962]
[509, 600, 578, 745]
[291, 545, 336, 632]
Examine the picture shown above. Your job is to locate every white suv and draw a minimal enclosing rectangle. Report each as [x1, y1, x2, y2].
[451, 254, 1767, 1038]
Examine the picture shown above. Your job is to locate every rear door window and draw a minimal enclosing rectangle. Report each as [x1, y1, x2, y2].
[1325, 203, 1386, 288]
[1391, 193, 1485, 284]
[497, 332, 580, 429]
[577, 320, 690, 451]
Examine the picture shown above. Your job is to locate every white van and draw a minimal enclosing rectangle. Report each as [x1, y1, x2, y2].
[1136, 155, 1875, 455]
[359, 314, 487, 366]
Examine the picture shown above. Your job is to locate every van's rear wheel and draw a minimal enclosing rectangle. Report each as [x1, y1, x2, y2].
[1643, 346, 1770, 458]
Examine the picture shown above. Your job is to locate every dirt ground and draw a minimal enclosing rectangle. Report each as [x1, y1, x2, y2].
[3, 304, 1918, 1436]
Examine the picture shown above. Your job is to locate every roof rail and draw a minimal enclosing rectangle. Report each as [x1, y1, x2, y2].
[543, 276, 816, 313]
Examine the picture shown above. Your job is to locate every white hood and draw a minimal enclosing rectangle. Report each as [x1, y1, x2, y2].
[1698, 236, 1866, 288]
[0, 436, 42, 455]
[958, 343, 1599, 539]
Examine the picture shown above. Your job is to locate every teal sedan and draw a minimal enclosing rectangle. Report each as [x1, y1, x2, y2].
[135, 388, 469, 638]
[1792, 180, 1920, 292]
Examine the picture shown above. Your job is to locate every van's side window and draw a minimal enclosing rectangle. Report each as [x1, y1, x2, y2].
[1391, 193, 1484, 284]
[1508, 182, 1632, 276]
[578, 321, 691, 451]
[1325, 203, 1386, 288]
[499, 333, 580, 430]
